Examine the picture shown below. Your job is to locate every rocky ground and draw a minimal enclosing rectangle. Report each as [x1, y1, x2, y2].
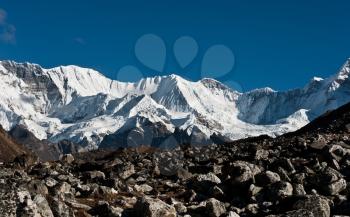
[2, 103, 350, 217]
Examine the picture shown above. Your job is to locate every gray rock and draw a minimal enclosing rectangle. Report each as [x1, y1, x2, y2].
[293, 183, 306, 196]
[88, 201, 123, 217]
[228, 211, 240, 217]
[268, 181, 293, 199]
[16, 190, 41, 217]
[329, 145, 347, 161]
[28, 180, 49, 196]
[209, 185, 225, 198]
[190, 172, 221, 192]
[196, 172, 221, 184]
[33, 194, 54, 217]
[324, 178, 347, 195]
[134, 184, 153, 193]
[187, 198, 226, 217]
[245, 203, 259, 215]
[54, 182, 71, 195]
[134, 196, 176, 217]
[60, 154, 75, 164]
[309, 135, 328, 150]
[248, 184, 262, 197]
[283, 209, 315, 217]
[118, 163, 135, 180]
[50, 197, 75, 217]
[293, 196, 330, 217]
[205, 198, 227, 217]
[174, 201, 187, 214]
[255, 171, 281, 185]
[45, 177, 58, 188]
[176, 167, 193, 181]
[86, 170, 106, 180]
[228, 161, 261, 184]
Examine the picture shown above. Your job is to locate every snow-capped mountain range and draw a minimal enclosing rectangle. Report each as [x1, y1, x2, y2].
[0, 59, 349, 150]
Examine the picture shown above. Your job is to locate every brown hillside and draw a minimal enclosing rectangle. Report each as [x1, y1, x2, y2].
[0, 125, 31, 162]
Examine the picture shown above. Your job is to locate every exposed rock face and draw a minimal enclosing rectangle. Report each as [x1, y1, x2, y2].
[2, 100, 350, 216]
[0, 125, 33, 162]
[10, 125, 81, 161]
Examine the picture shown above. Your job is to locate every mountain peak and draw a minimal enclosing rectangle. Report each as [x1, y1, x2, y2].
[0, 59, 350, 150]
[339, 58, 350, 76]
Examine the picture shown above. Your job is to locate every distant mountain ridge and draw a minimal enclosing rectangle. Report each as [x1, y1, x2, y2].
[0, 59, 349, 150]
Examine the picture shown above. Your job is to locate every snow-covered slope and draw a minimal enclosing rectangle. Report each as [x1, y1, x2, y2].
[0, 59, 349, 149]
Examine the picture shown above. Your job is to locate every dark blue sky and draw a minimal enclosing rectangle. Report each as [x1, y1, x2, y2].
[1, 0, 350, 91]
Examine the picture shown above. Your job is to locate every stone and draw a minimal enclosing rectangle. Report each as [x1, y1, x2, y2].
[255, 171, 281, 185]
[205, 198, 227, 217]
[309, 135, 328, 150]
[118, 163, 135, 180]
[76, 184, 90, 195]
[86, 170, 106, 180]
[45, 177, 58, 188]
[228, 211, 240, 217]
[88, 201, 123, 217]
[33, 194, 54, 217]
[196, 172, 221, 184]
[293, 196, 330, 217]
[134, 196, 176, 217]
[254, 148, 269, 161]
[92, 186, 118, 197]
[268, 181, 293, 199]
[174, 202, 187, 214]
[176, 167, 193, 181]
[284, 209, 315, 217]
[324, 178, 347, 195]
[329, 145, 346, 160]
[248, 184, 262, 197]
[17, 190, 41, 217]
[227, 161, 261, 184]
[65, 199, 91, 210]
[13, 154, 39, 168]
[60, 154, 75, 164]
[50, 197, 75, 217]
[54, 182, 71, 195]
[278, 158, 296, 174]
[208, 185, 225, 198]
[189, 172, 221, 192]
[293, 183, 306, 196]
[187, 198, 226, 217]
[134, 184, 153, 193]
[28, 180, 49, 196]
[245, 203, 259, 215]
[345, 123, 350, 132]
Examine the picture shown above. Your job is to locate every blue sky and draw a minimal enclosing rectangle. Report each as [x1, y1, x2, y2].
[1, 0, 350, 91]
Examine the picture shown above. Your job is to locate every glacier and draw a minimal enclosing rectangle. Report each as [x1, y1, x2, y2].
[0, 59, 349, 149]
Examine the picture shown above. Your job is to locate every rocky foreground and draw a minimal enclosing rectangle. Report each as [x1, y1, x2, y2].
[2, 103, 350, 217]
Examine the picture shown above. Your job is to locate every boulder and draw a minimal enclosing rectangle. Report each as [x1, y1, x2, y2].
[60, 154, 75, 164]
[117, 163, 135, 180]
[268, 181, 293, 199]
[33, 194, 54, 217]
[188, 198, 226, 217]
[309, 135, 328, 150]
[88, 201, 123, 217]
[293, 196, 330, 217]
[134, 196, 176, 217]
[255, 171, 281, 186]
[189, 172, 221, 192]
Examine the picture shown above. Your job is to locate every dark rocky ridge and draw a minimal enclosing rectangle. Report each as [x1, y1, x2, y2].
[0, 125, 34, 162]
[1, 102, 350, 216]
[9, 125, 81, 161]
